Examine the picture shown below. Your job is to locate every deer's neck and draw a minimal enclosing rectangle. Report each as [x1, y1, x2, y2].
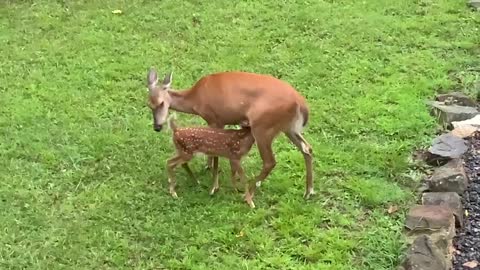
[168, 89, 197, 115]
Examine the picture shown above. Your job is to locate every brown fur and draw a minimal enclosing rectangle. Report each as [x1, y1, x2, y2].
[147, 69, 314, 205]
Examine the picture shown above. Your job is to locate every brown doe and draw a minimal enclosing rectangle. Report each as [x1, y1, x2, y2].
[166, 117, 256, 208]
[146, 68, 313, 203]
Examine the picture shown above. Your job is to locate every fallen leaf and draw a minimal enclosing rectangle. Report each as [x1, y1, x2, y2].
[463, 260, 478, 268]
[448, 245, 456, 255]
[387, 205, 398, 214]
[235, 230, 245, 238]
[112, 9, 122, 14]
[465, 210, 469, 217]
[450, 125, 478, 139]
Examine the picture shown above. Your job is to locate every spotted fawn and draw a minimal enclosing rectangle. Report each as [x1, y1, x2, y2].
[166, 117, 256, 208]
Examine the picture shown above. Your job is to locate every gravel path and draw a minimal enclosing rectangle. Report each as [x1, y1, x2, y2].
[453, 133, 480, 269]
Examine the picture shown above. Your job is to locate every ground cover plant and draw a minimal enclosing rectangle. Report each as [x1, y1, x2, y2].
[1, 0, 479, 269]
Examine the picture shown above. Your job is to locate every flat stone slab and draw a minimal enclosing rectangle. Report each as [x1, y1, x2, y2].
[435, 92, 477, 107]
[422, 192, 463, 227]
[428, 133, 468, 160]
[427, 159, 468, 194]
[405, 205, 455, 231]
[429, 101, 479, 125]
[400, 235, 448, 270]
[468, 0, 480, 10]
[452, 114, 480, 129]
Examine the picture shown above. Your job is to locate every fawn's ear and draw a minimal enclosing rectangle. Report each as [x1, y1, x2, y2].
[147, 68, 158, 90]
[162, 71, 173, 89]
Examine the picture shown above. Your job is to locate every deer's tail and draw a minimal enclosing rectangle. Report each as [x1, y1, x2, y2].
[300, 105, 309, 127]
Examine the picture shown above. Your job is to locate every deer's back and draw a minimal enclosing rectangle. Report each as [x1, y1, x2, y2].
[189, 72, 308, 126]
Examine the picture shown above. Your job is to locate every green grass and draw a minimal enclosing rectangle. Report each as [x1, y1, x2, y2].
[1, 0, 479, 269]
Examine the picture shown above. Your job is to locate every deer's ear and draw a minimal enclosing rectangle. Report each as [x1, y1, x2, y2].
[162, 71, 173, 89]
[147, 68, 158, 89]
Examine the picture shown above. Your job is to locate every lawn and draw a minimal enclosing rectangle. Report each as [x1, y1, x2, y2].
[1, 0, 479, 269]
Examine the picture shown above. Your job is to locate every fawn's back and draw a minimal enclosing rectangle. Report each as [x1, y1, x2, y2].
[172, 126, 255, 159]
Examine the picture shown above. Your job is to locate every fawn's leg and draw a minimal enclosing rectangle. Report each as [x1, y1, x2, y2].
[167, 154, 191, 198]
[285, 131, 314, 199]
[229, 159, 240, 192]
[182, 163, 199, 184]
[231, 159, 255, 208]
[209, 155, 220, 195]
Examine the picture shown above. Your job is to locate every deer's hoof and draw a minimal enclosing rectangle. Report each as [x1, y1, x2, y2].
[303, 188, 315, 200]
[171, 192, 178, 199]
[209, 187, 219, 195]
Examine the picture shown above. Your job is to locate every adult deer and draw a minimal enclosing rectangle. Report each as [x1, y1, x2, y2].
[146, 68, 314, 201]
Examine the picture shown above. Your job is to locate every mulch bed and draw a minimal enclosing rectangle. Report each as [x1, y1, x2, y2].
[453, 132, 480, 269]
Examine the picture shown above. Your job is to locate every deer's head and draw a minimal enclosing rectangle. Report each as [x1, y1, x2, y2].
[146, 68, 173, 132]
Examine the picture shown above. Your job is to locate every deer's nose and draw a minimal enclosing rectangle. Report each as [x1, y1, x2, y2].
[153, 124, 163, 132]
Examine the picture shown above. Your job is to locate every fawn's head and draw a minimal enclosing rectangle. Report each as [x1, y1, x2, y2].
[146, 68, 173, 132]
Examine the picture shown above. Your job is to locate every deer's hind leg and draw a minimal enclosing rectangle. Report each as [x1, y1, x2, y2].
[246, 125, 279, 201]
[285, 131, 314, 199]
[230, 158, 255, 208]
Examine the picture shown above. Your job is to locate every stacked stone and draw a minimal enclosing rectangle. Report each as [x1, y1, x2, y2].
[399, 92, 479, 270]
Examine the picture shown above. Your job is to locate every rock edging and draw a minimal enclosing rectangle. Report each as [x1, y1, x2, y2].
[398, 90, 478, 270]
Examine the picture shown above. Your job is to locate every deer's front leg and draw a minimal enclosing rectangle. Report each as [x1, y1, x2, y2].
[205, 122, 224, 171]
[229, 159, 240, 192]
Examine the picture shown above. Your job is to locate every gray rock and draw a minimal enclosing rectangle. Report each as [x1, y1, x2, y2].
[401, 235, 448, 270]
[422, 192, 463, 227]
[427, 159, 468, 194]
[435, 92, 477, 107]
[428, 101, 479, 126]
[405, 204, 456, 262]
[468, 0, 480, 10]
[428, 133, 468, 160]
[405, 205, 455, 231]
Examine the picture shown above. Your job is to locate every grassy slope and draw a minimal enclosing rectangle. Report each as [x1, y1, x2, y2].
[0, 0, 479, 269]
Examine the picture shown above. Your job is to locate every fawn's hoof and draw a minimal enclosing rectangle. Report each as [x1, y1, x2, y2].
[170, 192, 178, 198]
[243, 193, 255, 208]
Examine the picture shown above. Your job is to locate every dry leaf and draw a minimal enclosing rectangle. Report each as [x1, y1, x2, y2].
[387, 205, 398, 214]
[235, 230, 245, 238]
[448, 245, 456, 255]
[463, 260, 479, 268]
[112, 10, 122, 14]
[450, 125, 478, 138]
[465, 210, 469, 217]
